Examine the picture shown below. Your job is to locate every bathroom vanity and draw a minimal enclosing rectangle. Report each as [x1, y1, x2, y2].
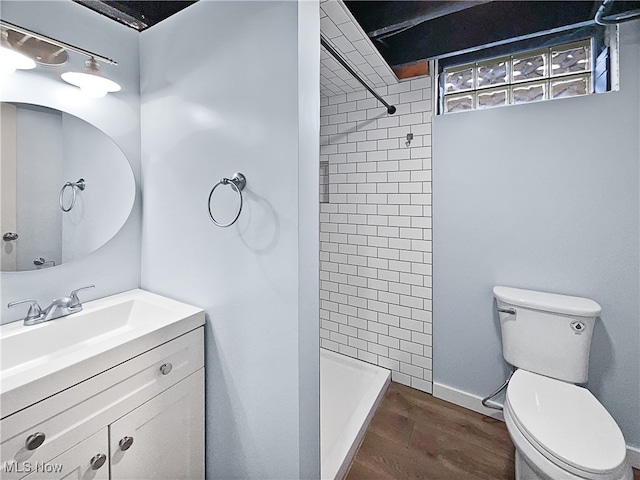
[0, 289, 205, 480]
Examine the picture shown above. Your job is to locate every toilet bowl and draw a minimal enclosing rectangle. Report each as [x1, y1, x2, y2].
[503, 370, 632, 480]
[492, 286, 633, 480]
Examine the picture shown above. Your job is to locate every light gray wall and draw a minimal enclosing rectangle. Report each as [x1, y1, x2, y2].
[0, 0, 141, 323]
[433, 23, 640, 449]
[139, 1, 320, 478]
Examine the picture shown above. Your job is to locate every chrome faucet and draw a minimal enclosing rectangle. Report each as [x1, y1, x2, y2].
[8, 285, 95, 326]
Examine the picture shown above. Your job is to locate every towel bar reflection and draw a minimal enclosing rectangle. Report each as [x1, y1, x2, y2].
[207, 173, 246, 228]
[59, 178, 85, 212]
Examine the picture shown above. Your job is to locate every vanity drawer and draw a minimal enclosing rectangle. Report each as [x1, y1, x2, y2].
[0, 327, 203, 480]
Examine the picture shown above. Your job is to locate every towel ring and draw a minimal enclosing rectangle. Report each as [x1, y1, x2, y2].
[59, 178, 86, 212]
[207, 173, 246, 228]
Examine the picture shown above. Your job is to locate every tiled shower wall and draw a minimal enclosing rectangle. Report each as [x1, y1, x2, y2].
[319, 75, 434, 393]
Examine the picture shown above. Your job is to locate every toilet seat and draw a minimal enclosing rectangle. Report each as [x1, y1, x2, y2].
[505, 370, 627, 478]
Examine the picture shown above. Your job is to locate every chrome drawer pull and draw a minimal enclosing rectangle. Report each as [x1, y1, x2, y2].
[160, 363, 173, 375]
[119, 436, 134, 451]
[25, 432, 46, 450]
[90, 453, 107, 470]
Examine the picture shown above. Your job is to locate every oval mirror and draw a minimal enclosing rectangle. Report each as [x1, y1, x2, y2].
[0, 102, 135, 272]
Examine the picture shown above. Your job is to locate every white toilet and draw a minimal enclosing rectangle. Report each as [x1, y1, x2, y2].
[493, 286, 633, 480]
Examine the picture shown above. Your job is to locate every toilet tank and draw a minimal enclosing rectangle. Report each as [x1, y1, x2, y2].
[493, 286, 601, 383]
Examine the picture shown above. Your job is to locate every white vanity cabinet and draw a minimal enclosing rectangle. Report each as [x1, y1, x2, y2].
[0, 325, 205, 480]
[110, 370, 204, 480]
[19, 429, 109, 480]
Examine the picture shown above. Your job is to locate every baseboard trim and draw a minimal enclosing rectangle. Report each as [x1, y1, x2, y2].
[627, 445, 640, 469]
[433, 382, 639, 469]
[433, 382, 504, 421]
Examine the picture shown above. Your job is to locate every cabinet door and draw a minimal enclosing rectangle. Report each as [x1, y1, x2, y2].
[17, 428, 108, 480]
[110, 369, 204, 480]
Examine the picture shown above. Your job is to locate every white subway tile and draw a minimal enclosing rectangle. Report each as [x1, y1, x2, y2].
[400, 362, 423, 379]
[388, 326, 412, 341]
[367, 129, 388, 141]
[412, 354, 432, 369]
[377, 183, 399, 194]
[321, 339, 340, 351]
[358, 328, 378, 342]
[389, 348, 412, 363]
[399, 90, 422, 104]
[400, 340, 423, 356]
[357, 205, 378, 215]
[387, 149, 411, 161]
[389, 216, 411, 228]
[339, 344, 358, 357]
[400, 317, 423, 332]
[378, 161, 400, 172]
[389, 281, 411, 295]
[378, 291, 400, 305]
[357, 287, 378, 300]
[368, 342, 389, 357]
[368, 299, 389, 313]
[378, 138, 400, 150]
[411, 377, 433, 393]
[338, 143, 356, 154]
[379, 269, 400, 283]
[401, 295, 424, 309]
[367, 150, 388, 162]
[349, 336, 368, 351]
[330, 331, 349, 345]
[368, 278, 389, 292]
[367, 320, 388, 335]
[358, 349, 378, 364]
[377, 116, 400, 128]
[378, 356, 400, 371]
[412, 331, 432, 346]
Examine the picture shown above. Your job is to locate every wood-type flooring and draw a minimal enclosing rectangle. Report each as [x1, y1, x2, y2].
[345, 381, 640, 480]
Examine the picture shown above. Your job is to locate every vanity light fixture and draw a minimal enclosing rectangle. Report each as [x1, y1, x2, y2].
[0, 29, 36, 75]
[61, 57, 121, 98]
[0, 19, 120, 96]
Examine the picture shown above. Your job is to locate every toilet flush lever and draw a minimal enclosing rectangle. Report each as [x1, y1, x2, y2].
[498, 307, 516, 315]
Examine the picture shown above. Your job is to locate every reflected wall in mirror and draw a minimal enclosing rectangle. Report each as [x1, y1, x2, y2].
[0, 102, 135, 272]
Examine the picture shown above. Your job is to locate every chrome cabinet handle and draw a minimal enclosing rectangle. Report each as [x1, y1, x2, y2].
[25, 432, 46, 450]
[3, 232, 18, 241]
[119, 436, 134, 451]
[159, 363, 173, 375]
[90, 453, 107, 470]
[498, 307, 516, 315]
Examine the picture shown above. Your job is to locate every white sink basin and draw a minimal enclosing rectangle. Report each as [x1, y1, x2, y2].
[0, 289, 204, 418]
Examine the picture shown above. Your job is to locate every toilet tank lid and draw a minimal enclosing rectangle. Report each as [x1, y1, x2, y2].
[493, 286, 601, 317]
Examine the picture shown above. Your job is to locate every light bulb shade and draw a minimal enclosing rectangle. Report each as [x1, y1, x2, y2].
[61, 57, 121, 97]
[0, 44, 36, 71]
[61, 71, 121, 97]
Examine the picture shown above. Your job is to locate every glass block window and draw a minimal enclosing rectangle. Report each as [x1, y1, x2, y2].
[320, 160, 329, 203]
[441, 40, 592, 114]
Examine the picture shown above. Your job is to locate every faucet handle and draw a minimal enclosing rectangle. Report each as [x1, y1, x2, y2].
[8, 299, 43, 320]
[69, 285, 95, 307]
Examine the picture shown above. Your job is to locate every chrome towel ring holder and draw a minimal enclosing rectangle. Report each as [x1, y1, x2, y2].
[59, 178, 86, 212]
[207, 173, 246, 228]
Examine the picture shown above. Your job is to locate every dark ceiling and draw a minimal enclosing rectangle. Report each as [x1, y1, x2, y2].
[74, 1, 197, 31]
[346, 1, 604, 66]
[75, 0, 640, 69]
